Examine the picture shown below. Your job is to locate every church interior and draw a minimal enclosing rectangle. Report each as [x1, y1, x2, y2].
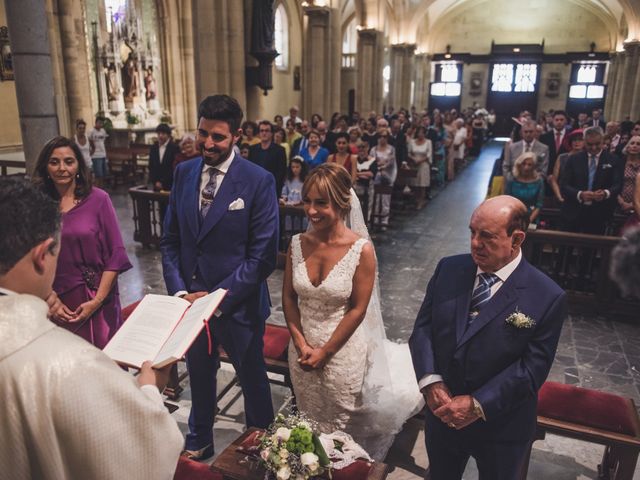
[1, 0, 640, 478]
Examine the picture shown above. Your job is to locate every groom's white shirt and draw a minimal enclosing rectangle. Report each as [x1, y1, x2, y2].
[418, 250, 522, 391]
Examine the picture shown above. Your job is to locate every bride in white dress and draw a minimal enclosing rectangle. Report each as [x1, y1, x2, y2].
[283, 163, 423, 460]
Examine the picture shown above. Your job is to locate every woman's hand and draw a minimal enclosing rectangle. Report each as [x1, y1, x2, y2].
[72, 298, 103, 323]
[50, 298, 77, 323]
[299, 346, 331, 370]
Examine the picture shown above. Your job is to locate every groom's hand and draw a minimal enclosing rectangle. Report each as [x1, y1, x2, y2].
[422, 381, 453, 413]
[433, 395, 480, 430]
[181, 291, 208, 304]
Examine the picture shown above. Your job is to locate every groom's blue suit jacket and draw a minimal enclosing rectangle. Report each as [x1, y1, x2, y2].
[160, 155, 278, 363]
[410, 254, 566, 442]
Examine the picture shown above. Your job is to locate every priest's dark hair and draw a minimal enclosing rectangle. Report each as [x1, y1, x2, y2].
[198, 94, 244, 133]
[0, 177, 60, 275]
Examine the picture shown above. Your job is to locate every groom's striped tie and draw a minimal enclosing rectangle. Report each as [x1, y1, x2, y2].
[468, 273, 500, 324]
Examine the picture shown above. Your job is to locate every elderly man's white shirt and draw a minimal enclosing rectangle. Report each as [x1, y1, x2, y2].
[0, 294, 183, 480]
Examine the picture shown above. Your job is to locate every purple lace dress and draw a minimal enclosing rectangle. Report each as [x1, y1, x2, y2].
[52, 188, 132, 349]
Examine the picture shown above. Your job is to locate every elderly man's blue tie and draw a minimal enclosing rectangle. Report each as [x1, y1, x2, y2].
[468, 273, 500, 325]
[588, 154, 597, 191]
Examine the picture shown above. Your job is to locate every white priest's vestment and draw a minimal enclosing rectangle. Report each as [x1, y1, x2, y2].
[0, 294, 184, 480]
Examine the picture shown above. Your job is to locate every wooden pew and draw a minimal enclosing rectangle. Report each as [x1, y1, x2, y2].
[522, 229, 639, 318]
[106, 147, 137, 187]
[128, 143, 151, 181]
[128, 186, 170, 248]
[277, 204, 307, 268]
[0, 159, 26, 176]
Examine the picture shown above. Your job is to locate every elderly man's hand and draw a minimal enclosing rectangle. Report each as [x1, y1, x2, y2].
[433, 395, 481, 430]
[422, 381, 453, 413]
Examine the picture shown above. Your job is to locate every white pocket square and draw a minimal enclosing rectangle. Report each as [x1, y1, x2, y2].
[601, 163, 612, 169]
[228, 198, 245, 211]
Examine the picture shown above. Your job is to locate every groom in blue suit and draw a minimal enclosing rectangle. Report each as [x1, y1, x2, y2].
[410, 196, 567, 480]
[161, 95, 278, 459]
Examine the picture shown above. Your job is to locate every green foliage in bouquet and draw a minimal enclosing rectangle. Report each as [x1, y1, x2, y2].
[259, 412, 330, 479]
[126, 110, 141, 126]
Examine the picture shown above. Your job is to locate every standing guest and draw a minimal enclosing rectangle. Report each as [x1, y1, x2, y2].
[407, 125, 433, 209]
[347, 126, 362, 154]
[88, 116, 109, 188]
[32, 136, 132, 349]
[617, 136, 640, 224]
[291, 120, 310, 156]
[327, 132, 357, 181]
[73, 119, 93, 172]
[310, 113, 323, 129]
[591, 109, 606, 129]
[548, 129, 584, 203]
[249, 121, 288, 197]
[239, 142, 251, 160]
[606, 121, 621, 153]
[280, 155, 307, 206]
[274, 127, 291, 163]
[540, 110, 571, 178]
[410, 196, 567, 480]
[560, 127, 624, 234]
[149, 123, 179, 191]
[370, 129, 397, 230]
[241, 120, 260, 146]
[173, 133, 200, 170]
[503, 120, 549, 183]
[285, 118, 302, 148]
[283, 105, 302, 127]
[354, 140, 378, 220]
[389, 119, 407, 167]
[273, 114, 284, 130]
[452, 118, 468, 176]
[362, 118, 378, 149]
[161, 94, 279, 460]
[505, 152, 545, 224]
[0, 177, 183, 480]
[432, 113, 448, 185]
[299, 129, 329, 169]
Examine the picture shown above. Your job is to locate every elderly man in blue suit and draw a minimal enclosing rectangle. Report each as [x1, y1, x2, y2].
[161, 95, 278, 460]
[410, 196, 567, 480]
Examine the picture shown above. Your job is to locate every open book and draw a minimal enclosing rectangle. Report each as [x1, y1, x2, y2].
[104, 289, 227, 369]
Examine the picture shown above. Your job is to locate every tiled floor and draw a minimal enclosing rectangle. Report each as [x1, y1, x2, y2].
[106, 141, 640, 479]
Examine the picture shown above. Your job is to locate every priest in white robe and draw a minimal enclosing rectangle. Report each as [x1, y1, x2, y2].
[0, 177, 184, 480]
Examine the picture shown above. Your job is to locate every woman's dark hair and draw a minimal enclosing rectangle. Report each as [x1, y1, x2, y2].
[33, 136, 92, 201]
[334, 132, 349, 146]
[242, 120, 259, 136]
[274, 127, 286, 141]
[287, 156, 308, 182]
[198, 94, 244, 132]
[311, 113, 323, 128]
[414, 126, 427, 138]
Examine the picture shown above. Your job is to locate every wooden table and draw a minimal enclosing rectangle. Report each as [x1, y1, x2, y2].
[211, 428, 389, 480]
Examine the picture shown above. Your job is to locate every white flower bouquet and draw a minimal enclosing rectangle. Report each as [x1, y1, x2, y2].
[259, 413, 331, 480]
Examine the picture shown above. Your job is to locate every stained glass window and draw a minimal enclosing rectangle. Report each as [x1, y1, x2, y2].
[514, 64, 537, 92]
[274, 3, 288, 69]
[491, 64, 514, 92]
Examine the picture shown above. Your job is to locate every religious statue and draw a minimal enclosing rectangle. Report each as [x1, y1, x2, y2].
[122, 52, 140, 101]
[250, 0, 276, 55]
[144, 66, 157, 101]
[106, 63, 119, 101]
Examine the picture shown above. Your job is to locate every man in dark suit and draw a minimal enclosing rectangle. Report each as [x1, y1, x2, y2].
[248, 120, 287, 198]
[560, 126, 624, 234]
[291, 120, 310, 157]
[161, 95, 279, 460]
[149, 123, 180, 190]
[409, 196, 567, 480]
[590, 109, 606, 129]
[539, 110, 571, 177]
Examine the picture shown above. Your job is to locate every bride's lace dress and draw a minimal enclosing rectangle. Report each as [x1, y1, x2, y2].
[288, 233, 423, 460]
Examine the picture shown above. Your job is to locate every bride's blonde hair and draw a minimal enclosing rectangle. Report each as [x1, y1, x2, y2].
[302, 163, 352, 218]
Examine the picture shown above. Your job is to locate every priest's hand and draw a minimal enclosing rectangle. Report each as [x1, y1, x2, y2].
[137, 361, 172, 392]
[433, 395, 480, 430]
[422, 381, 452, 413]
[182, 291, 208, 304]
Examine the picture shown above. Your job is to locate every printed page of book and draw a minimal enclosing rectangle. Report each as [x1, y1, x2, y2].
[152, 289, 227, 368]
[103, 294, 190, 368]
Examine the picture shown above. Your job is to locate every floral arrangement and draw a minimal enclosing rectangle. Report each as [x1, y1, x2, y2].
[259, 412, 330, 480]
[160, 110, 173, 124]
[126, 110, 141, 126]
[505, 309, 536, 329]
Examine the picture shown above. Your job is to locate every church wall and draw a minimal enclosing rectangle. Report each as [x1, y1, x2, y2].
[340, 67, 356, 114]
[425, 0, 613, 54]
[537, 63, 572, 114]
[460, 63, 489, 110]
[0, 0, 24, 151]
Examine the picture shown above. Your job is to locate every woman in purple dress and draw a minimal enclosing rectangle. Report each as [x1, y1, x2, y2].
[33, 136, 132, 349]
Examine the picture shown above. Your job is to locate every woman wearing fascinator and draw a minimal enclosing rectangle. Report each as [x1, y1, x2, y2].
[282, 163, 423, 461]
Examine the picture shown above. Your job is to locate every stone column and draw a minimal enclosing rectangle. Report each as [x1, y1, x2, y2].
[630, 48, 640, 120]
[611, 51, 627, 121]
[58, 0, 94, 130]
[192, 0, 246, 111]
[413, 53, 430, 111]
[301, 5, 340, 120]
[388, 43, 416, 111]
[356, 28, 383, 115]
[5, 0, 59, 173]
[604, 52, 619, 122]
[615, 42, 640, 120]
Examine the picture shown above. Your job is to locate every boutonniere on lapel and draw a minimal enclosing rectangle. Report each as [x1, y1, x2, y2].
[228, 198, 245, 211]
[505, 309, 536, 329]
[601, 163, 612, 169]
